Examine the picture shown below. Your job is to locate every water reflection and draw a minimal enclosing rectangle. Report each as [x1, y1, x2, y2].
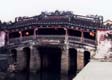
[3, 72, 74, 80]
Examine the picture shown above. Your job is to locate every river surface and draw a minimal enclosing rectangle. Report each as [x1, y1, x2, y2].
[3, 72, 75, 80]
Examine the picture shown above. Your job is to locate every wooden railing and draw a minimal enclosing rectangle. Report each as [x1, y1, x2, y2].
[68, 36, 81, 43]
[83, 38, 96, 45]
[7, 35, 96, 47]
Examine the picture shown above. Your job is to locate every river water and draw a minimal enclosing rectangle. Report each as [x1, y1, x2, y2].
[3, 72, 75, 80]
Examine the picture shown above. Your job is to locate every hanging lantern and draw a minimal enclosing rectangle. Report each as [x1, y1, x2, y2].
[90, 32, 95, 37]
[25, 32, 29, 36]
[19, 31, 22, 34]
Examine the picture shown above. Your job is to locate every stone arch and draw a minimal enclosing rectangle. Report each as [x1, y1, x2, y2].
[68, 48, 77, 79]
[84, 51, 90, 66]
[10, 49, 17, 63]
[38, 46, 62, 79]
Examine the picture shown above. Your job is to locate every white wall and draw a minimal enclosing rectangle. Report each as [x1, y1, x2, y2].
[95, 30, 112, 58]
[0, 31, 5, 47]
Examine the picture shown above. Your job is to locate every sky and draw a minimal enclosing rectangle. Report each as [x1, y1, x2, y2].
[0, 0, 112, 22]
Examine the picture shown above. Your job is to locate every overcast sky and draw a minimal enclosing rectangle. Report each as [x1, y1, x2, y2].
[0, 0, 112, 22]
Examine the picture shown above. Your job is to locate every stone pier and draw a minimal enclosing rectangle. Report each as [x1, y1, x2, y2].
[61, 47, 69, 80]
[30, 46, 40, 73]
[16, 47, 26, 71]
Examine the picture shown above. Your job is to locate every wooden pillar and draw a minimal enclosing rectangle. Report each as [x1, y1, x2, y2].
[81, 31, 84, 43]
[6, 31, 9, 45]
[19, 31, 22, 41]
[34, 28, 38, 39]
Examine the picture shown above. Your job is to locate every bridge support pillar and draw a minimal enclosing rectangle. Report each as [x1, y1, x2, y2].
[16, 47, 26, 71]
[61, 47, 69, 80]
[30, 46, 40, 73]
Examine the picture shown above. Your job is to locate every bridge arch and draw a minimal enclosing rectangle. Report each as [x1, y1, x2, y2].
[10, 49, 17, 63]
[38, 46, 62, 75]
[23, 47, 31, 72]
[69, 48, 77, 79]
[84, 51, 90, 66]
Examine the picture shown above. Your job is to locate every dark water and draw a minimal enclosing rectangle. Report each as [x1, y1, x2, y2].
[2, 72, 74, 80]
[0, 47, 78, 80]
